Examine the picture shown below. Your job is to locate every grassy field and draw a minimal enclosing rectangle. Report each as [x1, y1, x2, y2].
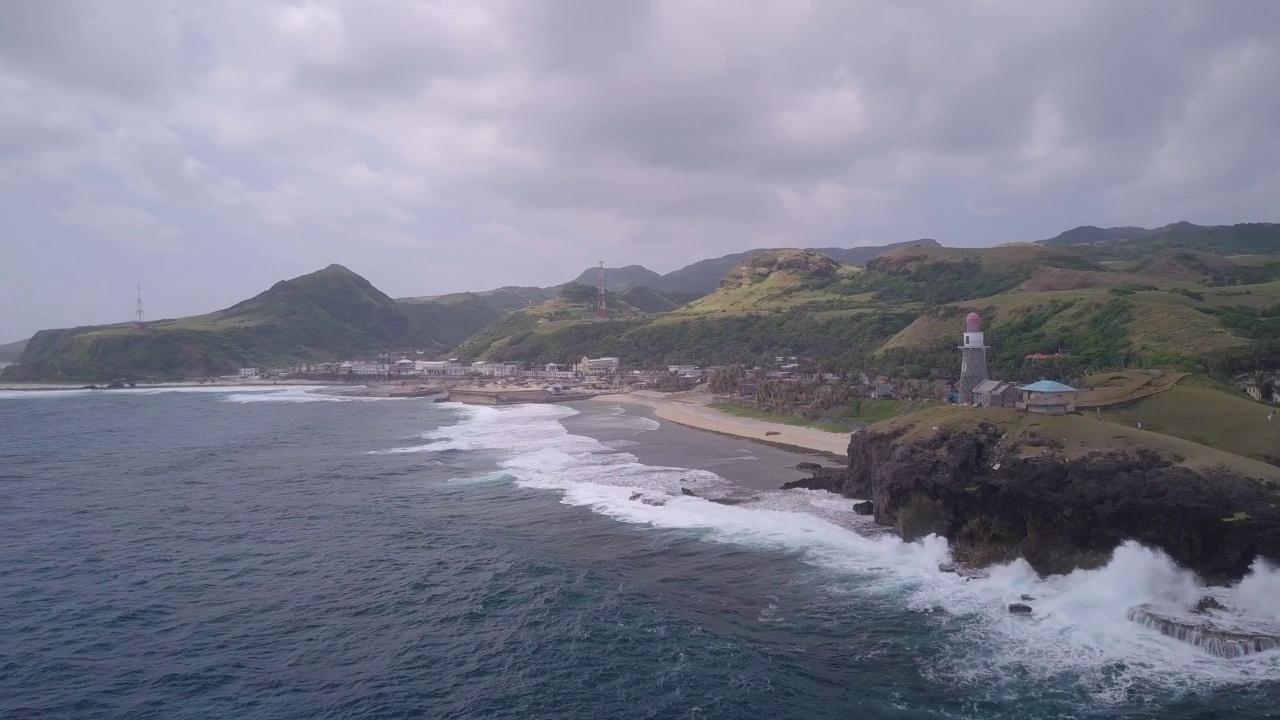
[1074, 370, 1187, 407]
[872, 404, 1280, 482]
[831, 398, 904, 424]
[709, 403, 851, 433]
[1106, 376, 1280, 465]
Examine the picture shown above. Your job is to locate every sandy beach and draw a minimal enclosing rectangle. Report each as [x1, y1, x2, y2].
[590, 390, 852, 458]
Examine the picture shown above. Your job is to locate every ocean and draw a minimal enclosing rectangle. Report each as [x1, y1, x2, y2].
[1, 386, 1278, 719]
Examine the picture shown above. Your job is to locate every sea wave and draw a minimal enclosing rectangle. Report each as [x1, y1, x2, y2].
[410, 399, 1280, 701]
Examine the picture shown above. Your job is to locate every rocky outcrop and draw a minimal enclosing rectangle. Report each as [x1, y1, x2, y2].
[1127, 606, 1280, 658]
[807, 423, 1280, 583]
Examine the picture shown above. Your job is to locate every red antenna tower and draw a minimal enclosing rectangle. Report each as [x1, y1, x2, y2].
[596, 261, 608, 321]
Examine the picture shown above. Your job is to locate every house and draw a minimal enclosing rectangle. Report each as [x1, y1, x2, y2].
[416, 360, 466, 376]
[870, 382, 895, 399]
[972, 379, 1018, 408]
[1016, 380, 1078, 415]
[350, 362, 390, 376]
[472, 362, 516, 377]
[238, 368, 259, 379]
[576, 356, 620, 376]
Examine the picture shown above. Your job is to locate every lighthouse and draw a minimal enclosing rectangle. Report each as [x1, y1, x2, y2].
[958, 312, 989, 404]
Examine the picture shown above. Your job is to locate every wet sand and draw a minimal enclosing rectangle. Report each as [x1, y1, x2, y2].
[586, 391, 852, 457]
[563, 399, 843, 492]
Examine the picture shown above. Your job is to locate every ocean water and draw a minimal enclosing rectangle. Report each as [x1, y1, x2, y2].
[1, 387, 1278, 719]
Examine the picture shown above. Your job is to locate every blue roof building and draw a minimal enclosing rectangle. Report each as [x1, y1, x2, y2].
[1018, 380, 1078, 415]
[1019, 380, 1077, 393]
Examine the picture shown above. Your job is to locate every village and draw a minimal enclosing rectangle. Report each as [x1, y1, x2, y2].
[212, 311, 1280, 415]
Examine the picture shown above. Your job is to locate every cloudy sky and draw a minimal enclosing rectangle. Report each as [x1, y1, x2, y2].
[2, 0, 1278, 339]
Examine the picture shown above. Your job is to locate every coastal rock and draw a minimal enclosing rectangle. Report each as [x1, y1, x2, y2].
[1195, 596, 1225, 613]
[1020, 594, 1035, 602]
[765, 431, 781, 436]
[1127, 605, 1280, 658]
[780, 467, 845, 493]
[820, 422, 1280, 583]
[1008, 603, 1033, 615]
[641, 497, 667, 507]
[852, 501, 874, 516]
[796, 462, 823, 471]
[680, 487, 697, 497]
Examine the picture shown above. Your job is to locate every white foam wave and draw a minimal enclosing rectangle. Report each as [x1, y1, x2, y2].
[407, 399, 1280, 699]
[222, 387, 399, 404]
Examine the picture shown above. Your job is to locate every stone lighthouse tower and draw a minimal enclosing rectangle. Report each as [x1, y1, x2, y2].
[957, 312, 989, 404]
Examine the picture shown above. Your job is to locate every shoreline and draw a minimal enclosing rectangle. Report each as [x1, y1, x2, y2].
[589, 391, 849, 460]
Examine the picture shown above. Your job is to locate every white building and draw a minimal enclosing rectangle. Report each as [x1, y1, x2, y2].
[576, 356, 620, 376]
[668, 365, 699, 376]
[350, 362, 390, 376]
[415, 360, 466, 376]
[472, 362, 516, 377]
[395, 359, 418, 374]
[238, 368, 259, 379]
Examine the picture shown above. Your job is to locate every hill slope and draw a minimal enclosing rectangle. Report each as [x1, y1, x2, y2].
[453, 250, 920, 368]
[0, 338, 28, 363]
[3, 265, 452, 382]
[568, 265, 663, 292]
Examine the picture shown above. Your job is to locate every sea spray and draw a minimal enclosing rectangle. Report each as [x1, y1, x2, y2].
[401, 401, 1280, 700]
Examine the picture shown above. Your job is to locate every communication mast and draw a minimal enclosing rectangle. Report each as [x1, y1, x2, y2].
[134, 283, 147, 329]
[596, 261, 608, 321]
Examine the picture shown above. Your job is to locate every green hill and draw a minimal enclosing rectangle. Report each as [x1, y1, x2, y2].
[2, 265, 464, 382]
[453, 250, 918, 368]
[568, 265, 664, 292]
[0, 338, 27, 363]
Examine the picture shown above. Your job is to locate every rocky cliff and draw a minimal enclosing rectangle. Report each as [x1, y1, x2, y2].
[788, 419, 1280, 584]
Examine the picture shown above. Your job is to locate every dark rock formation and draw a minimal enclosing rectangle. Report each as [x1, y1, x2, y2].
[852, 501, 874, 516]
[796, 462, 823, 471]
[1008, 603, 1033, 614]
[1127, 605, 1280, 658]
[1195, 596, 1225, 613]
[680, 487, 697, 497]
[803, 422, 1280, 583]
[1020, 594, 1035, 602]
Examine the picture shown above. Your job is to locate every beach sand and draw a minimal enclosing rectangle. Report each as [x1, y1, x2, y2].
[587, 390, 851, 458]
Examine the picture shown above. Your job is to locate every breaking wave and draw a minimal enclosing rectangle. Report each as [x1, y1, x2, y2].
[379, 400, 1280, 703]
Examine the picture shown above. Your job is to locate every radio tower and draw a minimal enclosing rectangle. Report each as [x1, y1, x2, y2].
[135, 283, 146, 329]
[596, 261, 608, 321]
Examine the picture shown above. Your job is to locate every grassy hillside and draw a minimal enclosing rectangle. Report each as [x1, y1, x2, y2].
[441, 227, 1280, 379]
[1043, 221, 1280, 261]
[639, 239, 941, 294]
[0, 338, 28, 362]
[876, 235, 1280, 379]
[454, 250, 919, 368]
[568, 265, 663, 292]
[876, 404, 1280, 482]
[617, 286, 701, 313]
[3, 265, 457, 382]
[1106, 376, 1280, 466]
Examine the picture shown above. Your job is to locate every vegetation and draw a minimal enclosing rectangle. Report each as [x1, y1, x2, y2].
[3, 265, 469, 382]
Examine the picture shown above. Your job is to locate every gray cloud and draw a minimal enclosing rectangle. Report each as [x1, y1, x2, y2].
[1, 0, 1278, 339]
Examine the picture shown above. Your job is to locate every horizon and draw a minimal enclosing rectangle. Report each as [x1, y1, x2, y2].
[3, 1, 1279, 338]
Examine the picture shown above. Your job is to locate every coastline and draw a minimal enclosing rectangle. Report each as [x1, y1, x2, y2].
[589, 391, 850, 459]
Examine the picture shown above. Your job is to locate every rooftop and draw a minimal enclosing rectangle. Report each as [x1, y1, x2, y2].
[1019, 380, 1078, 393]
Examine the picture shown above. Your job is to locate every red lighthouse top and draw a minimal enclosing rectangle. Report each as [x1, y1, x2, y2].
[965, 312, 982, 332]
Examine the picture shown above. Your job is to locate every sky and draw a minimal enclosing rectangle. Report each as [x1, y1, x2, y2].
[2, 1, 1279, 340]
